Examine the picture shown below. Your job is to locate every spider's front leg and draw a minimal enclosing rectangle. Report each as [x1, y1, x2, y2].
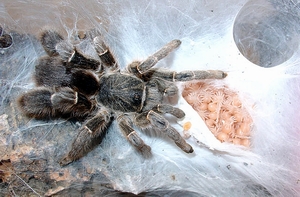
[127, 39, 181, 76]
[127, 39, 227, 81]
[59, 109, 112, 166]
[136, 111, 194, 153]
[117, 114, 152, 157]
[150, 69, 227, 82]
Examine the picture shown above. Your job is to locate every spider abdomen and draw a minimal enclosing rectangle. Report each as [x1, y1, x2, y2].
[97, 73, 145, 112]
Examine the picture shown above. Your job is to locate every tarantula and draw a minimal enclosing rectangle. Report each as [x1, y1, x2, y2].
[18, 28, 227, 166]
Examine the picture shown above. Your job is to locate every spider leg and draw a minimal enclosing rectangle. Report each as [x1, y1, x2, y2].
[18, 87, 93, 119]
[56, 40, 101, 70]
[51, 87, 94, 117]
[40, 29, 64, 56]
[127, 39, 181, 75]
[34, 56, 71, 87]
[150, 69, 227, 82]
[60, 110, 112, 166]
[153, 104, 185, 119]
[126, 38, 227, 80]
[51, 87, 78, 111]
[76, 29, 119, 71]
[136, 111, 193, 153]
[40, 28, 102, 70]
[18, 87, 54, 119]
[73, 40, 102, 70]
[93, 36, 119, 71]
[117, 115, 152, 157]
[148, 78, 178, 96]
[35, 56, 100, 96]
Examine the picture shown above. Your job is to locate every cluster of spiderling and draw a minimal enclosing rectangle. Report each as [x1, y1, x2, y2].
[182, 81, 252, 147]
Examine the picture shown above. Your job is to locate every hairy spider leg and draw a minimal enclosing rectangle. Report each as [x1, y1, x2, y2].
[56, 41, 101, 70]
[150, 70, 227, 82]
[18, 88, 55, 119]
[41, 29, 103, 70]
[93, 36, 118, 70]
[127, 39, 227, 82]
[153, 104, 185, 119]
[18, 87, 93, 119]
[59, 110, 112, 166]
[40, 29, 64, 56]
[81, 29, 117, 70]
[137, 39, 181, 73]
[34, 56, 72, 87]
[51, 87, 78, 111]
[149, 78, 178, 96]
[136, 111, 194, 153]
[127, 39, 181, 75]
[117, 115, 152, 157]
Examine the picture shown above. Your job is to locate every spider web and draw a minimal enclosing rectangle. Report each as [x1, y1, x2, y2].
[0, 0, 300, 196]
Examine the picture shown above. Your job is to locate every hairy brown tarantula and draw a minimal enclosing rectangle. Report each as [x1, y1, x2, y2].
[18, 28, 227, 166]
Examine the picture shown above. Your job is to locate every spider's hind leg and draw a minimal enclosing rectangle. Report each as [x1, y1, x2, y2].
[34, 56, 71, 87]
[18, 87, 93, 119]
[40, 29, 64, 56]
[59, 110, 112, 166]
[18, 87, 55, 119]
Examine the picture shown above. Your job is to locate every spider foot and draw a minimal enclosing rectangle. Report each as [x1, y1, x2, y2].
[59, 155, 73, 166]
[128, 131, 152, 158]
[118, 115, 153, 157]
[175, 140, 194, 153]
